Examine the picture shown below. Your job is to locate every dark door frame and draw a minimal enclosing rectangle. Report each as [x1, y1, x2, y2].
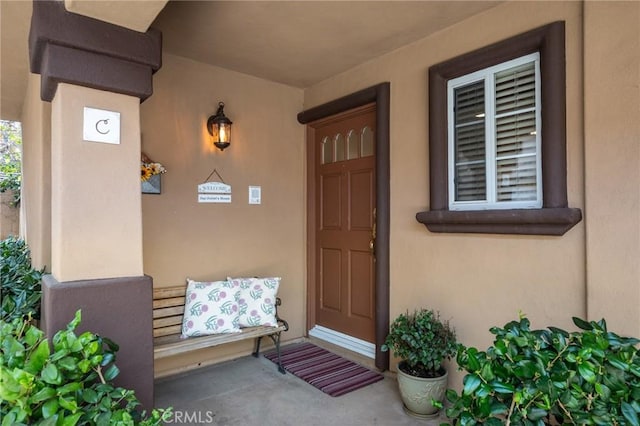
[298, 82, 390, 370]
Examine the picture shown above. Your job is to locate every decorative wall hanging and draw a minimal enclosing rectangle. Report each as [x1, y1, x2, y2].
[198, 168, 231, 203]
[141, 152, 166, 194]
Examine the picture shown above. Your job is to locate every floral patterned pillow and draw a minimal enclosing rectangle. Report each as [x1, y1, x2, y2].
[226, 277, 281, 327]
[181, 279, 241, 338]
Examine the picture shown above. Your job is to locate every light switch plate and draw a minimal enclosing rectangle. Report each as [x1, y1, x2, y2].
[83, 107, 121, 144]
[249, 186, 261, 204]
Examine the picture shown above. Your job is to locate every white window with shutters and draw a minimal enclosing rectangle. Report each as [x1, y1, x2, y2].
[447, 53, 542, 210]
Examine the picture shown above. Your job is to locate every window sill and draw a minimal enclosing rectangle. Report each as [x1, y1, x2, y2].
[415, 208, 582, 236]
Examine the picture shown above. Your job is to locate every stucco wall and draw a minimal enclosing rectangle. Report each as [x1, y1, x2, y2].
[0, 190, 19, 239]
[304, 1, 586, 383]
[20, 73, 51, 270]
[140, 54, 305, 376]
[584, 1, 640, 338]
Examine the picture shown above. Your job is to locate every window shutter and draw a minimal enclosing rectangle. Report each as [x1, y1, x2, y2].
[494, 62, 538, 202]
[454, 81, 486, 201]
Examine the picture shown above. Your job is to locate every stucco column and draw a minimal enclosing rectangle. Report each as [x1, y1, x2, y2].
[584, 1, 640, 338]
[20, 73, 52, 270]
[28, 0, 162, 410]
[50, 84, 143, 281]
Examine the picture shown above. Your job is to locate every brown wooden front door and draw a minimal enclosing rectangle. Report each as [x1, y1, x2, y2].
[313, 104, 376, 343]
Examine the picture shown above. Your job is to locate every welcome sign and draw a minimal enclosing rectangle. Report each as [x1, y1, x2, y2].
[198, 181, 231, 203]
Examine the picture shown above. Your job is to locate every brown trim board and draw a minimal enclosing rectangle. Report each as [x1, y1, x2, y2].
[29, 0, 162, 102]
[298, 82, 390, 370]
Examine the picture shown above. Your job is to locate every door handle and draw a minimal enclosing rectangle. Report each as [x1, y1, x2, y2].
[370, 207, 377, 256]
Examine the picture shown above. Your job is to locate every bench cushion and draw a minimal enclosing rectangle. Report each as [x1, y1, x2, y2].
[182, 279, 241, 337]
[228, 277, 281, 327]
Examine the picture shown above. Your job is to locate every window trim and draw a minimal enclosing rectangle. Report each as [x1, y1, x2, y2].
[416, 21, 582, 235]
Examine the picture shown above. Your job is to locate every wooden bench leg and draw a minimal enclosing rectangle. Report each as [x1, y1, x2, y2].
[253, 333, 286, 374]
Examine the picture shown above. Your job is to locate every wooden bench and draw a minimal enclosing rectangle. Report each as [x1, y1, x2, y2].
[152, 285, 289, 374]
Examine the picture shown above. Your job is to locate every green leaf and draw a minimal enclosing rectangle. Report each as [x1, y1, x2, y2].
[445, 388, 458, 403]
[58, 395, 79, 412]
[578, 363, 596, 383]
[622, 401, 640, 426]
[60, 412, 82, 426]
[77, 359, 91, 373]
[24, 339, 50, 374]
[463, 374, 482, 395]
[1, 412, 17, 426]
[57, 381, 82, 395]
[96, 412, 111, 426]
[67, 310, 82, 331]
[527, 407, 548, 421]
[573, 317, 593, 331]
[29, 386, 56, 403]
[548, 326, 570, 337]
[57, 356, 77, 371]
[102, 337, 119, 353]
[41, 398, 59, 418]
[38, 417, 58, 426]
[23, 325, 43, 346]
[595, 383, 611, 400]
[103, 364, 120, 382]
[100, 352, 115, 367]
[466, 348, 481, 371]
[490, 381, 514, 394]
[481, 362, 495, 381]
[82, 388, 99, 404]
[629, 364, 640, 378]
[490, 402, 509, 415]
[607, 355, 629, 371]
[459, 412, 476, 426]
[41, 363, 61, 385]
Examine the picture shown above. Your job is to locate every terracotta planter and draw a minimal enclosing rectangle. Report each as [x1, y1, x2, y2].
[396, 362, 448, 419]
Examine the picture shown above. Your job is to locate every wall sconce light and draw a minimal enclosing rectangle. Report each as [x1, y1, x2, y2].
[207, 102, 233, 151]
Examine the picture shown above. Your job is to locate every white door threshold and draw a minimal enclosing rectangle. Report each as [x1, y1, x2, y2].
[308, 325, 375, 359]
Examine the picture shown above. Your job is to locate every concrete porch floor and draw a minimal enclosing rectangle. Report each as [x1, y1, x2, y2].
[154, 339, 447, 425]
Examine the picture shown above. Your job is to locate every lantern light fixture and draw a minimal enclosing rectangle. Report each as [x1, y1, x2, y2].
[207, 102, 232, 151]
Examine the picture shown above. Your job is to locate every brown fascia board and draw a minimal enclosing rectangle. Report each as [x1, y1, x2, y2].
[29, 0, 162, 102]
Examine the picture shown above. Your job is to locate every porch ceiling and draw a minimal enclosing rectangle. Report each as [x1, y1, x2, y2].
[0, 0, 501, 122]
[153, 1, 502, 88]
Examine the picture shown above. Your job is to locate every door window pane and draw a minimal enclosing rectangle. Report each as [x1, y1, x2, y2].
[361, 126, 374, 157]
[335, 133, 345, 162]
[347, 129, 359, 160]
[321, 136, 332, 164]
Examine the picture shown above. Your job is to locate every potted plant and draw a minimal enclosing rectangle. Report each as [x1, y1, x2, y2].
[382, 308, 457, 419]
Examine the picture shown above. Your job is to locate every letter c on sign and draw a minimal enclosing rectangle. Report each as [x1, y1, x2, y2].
[95, 119, 110, 135]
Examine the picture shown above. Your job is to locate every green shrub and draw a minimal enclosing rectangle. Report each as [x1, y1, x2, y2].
[382, 309, 457, 378]
[0, 173, 21, 206]
[0, 119, 22, 206]
[1, 236, 44, 322]
[443, 315, 640, 426]
[0, 310, 171, 425]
